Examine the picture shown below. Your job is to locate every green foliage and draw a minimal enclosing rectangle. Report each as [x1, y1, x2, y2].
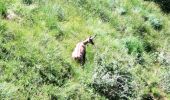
[143, 40, 156, 53]
[22, 0, 33, 5]
[92, 53, 138, 99]
[0, 1, 7, 17]
[0, 22, 7, 34]
[160, 70, 170, 93]
[0, 24, 74, 98]
[0, 0, 169, 99]
[55, 83, 104, 100]
[146, 0, 170, 13]
[148, 15, 162, 30]
[117, 7, 127, 15]
[125, 37, 144, 54]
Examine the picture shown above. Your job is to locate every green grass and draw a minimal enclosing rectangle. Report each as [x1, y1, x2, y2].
[0, 0, 169, 99]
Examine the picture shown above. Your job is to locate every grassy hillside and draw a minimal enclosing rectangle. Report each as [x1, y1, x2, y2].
[0, 0, 170, 99]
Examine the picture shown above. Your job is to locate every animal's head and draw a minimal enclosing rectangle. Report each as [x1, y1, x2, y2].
[87, 35, 96, 45]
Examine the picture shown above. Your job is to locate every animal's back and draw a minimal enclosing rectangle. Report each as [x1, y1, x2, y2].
[72, 42, 85, 59]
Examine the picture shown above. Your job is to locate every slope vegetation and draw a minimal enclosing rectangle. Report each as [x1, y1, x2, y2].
[0, 0, 170, 99]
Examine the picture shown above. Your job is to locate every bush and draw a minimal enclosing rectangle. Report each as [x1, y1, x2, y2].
[117, 7, 127, 15]
[141, 93, 154, 100]
[22, 0, 33, 5]
[55, 83, 104, 100]
[0, 22, 7, 34]
[148, 15, 162, 31]
[0, 32, 74, 98]
[125, 37, 144, 54]
[160, 71, 170, 93]
[37, 4, 66, 28]
[91, 54, 137, 99]
[143, 40, 156, 53]
[38, 60, 73, 86]
[0, 1, 7, 18]
[0, 23, 16, 60]
[157, 52, 170, 66]
[134, 25, 148, 38]
[16, 35, 73, 86]
[98, 9, 111, 22]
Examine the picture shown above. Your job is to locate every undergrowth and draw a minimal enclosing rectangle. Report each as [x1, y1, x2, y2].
[0, 0, 169, 99]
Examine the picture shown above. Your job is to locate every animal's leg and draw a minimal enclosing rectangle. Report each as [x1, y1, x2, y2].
[79, 56, 85, 66]
[80, 58, 84, 66]
[81, 53, 86, 66]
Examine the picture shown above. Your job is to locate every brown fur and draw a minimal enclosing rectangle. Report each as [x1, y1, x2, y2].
[72, 36, 96, 65]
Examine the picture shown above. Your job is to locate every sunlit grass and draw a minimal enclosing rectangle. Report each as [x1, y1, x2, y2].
[0, 0, 169, 99]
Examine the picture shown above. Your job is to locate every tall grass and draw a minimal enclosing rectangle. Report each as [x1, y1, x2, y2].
[0, 0, 169, 99]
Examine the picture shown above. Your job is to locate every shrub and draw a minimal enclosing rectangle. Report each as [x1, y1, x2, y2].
[148, 15, 162, 31]
[91, 54, 138, 99]
[0, 33, 74, 99]
[141, 93, 154, 100]
[117, 7, 127, 15]
[125, 37, 144, 54]
[0, 82, 19, 99]
[56, 83, 103, 100]
[143, 40, 156, 53]
[0, 22, 7, 33]
[98, 9, 111, 22]
[15, 35, 74, 86]
[160, 70, 170, 93]
[0, 1, 7, 18]
[38, 60, 73, 86]
[74, 0, 88, 7]
[56, 7, 66, 22]
[0, 23, 16, 60]
[54, 26, 65, 41]
[135, 25, 148, 38]
[39, 4, 66, 28]
[157, 52, 170, 66]
[22, 0, 33, 5]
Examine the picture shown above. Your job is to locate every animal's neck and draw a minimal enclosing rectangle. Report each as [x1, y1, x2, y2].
[82, 39, 89, 45]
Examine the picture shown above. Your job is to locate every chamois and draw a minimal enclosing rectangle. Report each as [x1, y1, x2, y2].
[72, 35, 96, 65]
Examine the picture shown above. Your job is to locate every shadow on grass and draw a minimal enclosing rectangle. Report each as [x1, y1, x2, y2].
[146, 0, 170, 13]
